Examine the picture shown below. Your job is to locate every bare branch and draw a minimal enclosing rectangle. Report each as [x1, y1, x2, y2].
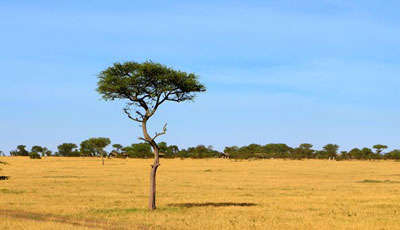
[138, 99, 149, 111]
[135, 110, 145, 119]
[153, 123, 167, 140]
[138, 137, 146, 141]
[123, 107, 143, 122]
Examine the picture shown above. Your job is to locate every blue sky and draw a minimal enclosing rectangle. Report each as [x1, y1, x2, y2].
[1, 0, 400, 154]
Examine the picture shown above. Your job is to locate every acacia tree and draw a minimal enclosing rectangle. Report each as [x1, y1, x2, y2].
[97, 61, 205, 210]
[10, 145, 29, 156]
[32, 146, 52, 157]
[299, 143, 314, 159]
[80, 137, 111, 165]
[323, 144, 339, 160]
[57, 143, 80, 157]
[110, 144, 124, 157]
[373, 144, 388, 156]
[112, 144, 123, 153]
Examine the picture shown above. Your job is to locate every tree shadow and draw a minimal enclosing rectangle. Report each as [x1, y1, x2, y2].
[168, 202, 257, 208]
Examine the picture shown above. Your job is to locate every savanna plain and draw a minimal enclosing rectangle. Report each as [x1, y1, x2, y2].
[1, 157, 400, 230]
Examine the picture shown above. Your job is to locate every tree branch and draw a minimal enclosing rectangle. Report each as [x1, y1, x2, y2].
[135, 110, 145, 119]
[123, 107, 143, 122]
[147, 91, 174, 117]
[153, 123, 167, 140]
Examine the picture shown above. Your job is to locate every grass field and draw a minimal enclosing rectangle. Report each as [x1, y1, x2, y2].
[1, 157, 400, 230]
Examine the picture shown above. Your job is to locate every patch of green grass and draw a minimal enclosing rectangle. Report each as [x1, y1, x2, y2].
[359, 179, 400, 184]
[0, 188, 25, 194]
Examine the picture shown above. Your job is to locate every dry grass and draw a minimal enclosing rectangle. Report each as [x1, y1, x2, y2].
[1, 157, 400, 229]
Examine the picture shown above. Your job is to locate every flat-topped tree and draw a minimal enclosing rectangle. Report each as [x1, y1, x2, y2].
[80, 138, 111, 165]
[373, 144, 388, 155]
[57, 143, 79, 157]
[112, 144, 123, 153]
[97, 61, 206, 210]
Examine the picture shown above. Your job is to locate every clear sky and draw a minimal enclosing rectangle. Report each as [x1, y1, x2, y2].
[1, 0, 400, 154]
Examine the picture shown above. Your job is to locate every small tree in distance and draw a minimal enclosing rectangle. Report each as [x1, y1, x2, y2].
[57, 143, 80, 157]
[30, 146, 43, 159]
[111, 144, 124, 157]
[112, 144, 123, 153]
[373, 144, 388, 156]
[80, 137, 111, 165]
[97, 61, 205, 210]
[323, 144, 339, 160]
[299, 143, 314, 159]
[31, 145, 43, 154]
[10, 145, 29, 156]
[29, 152, 41, 159]
[31, 145, 52, 157]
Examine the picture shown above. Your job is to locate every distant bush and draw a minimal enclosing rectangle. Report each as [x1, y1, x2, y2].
[29, 152, 41, 159]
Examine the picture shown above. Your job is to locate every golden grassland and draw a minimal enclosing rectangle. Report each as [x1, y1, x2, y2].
[1, 157, 400, 230]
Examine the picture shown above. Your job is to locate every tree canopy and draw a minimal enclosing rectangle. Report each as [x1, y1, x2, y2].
[10, 145, 29, 156]
[97, 61, 206, 125]
[373, 144, 388, 154]
[80, 138, 111, 157]
[57, 143, 79, 157]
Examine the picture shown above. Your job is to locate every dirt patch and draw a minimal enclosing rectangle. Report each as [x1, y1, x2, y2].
[0, 209, 147, 230]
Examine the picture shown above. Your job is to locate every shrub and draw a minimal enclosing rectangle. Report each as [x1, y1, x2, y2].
[29, 152, 42, 159]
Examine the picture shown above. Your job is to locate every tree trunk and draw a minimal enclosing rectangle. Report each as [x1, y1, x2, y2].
[102, 154, 104, 165]
[148, 152, 159, 210]
[142, 120, 160, 210]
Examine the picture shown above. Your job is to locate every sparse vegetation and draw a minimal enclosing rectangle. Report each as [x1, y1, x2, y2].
[1, 157, 400, 229]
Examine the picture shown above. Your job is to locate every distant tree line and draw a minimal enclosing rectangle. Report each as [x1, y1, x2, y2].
[4, 140, 400, 160]
[6, 138, 219, 159]
[224, 143, 400, 160]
